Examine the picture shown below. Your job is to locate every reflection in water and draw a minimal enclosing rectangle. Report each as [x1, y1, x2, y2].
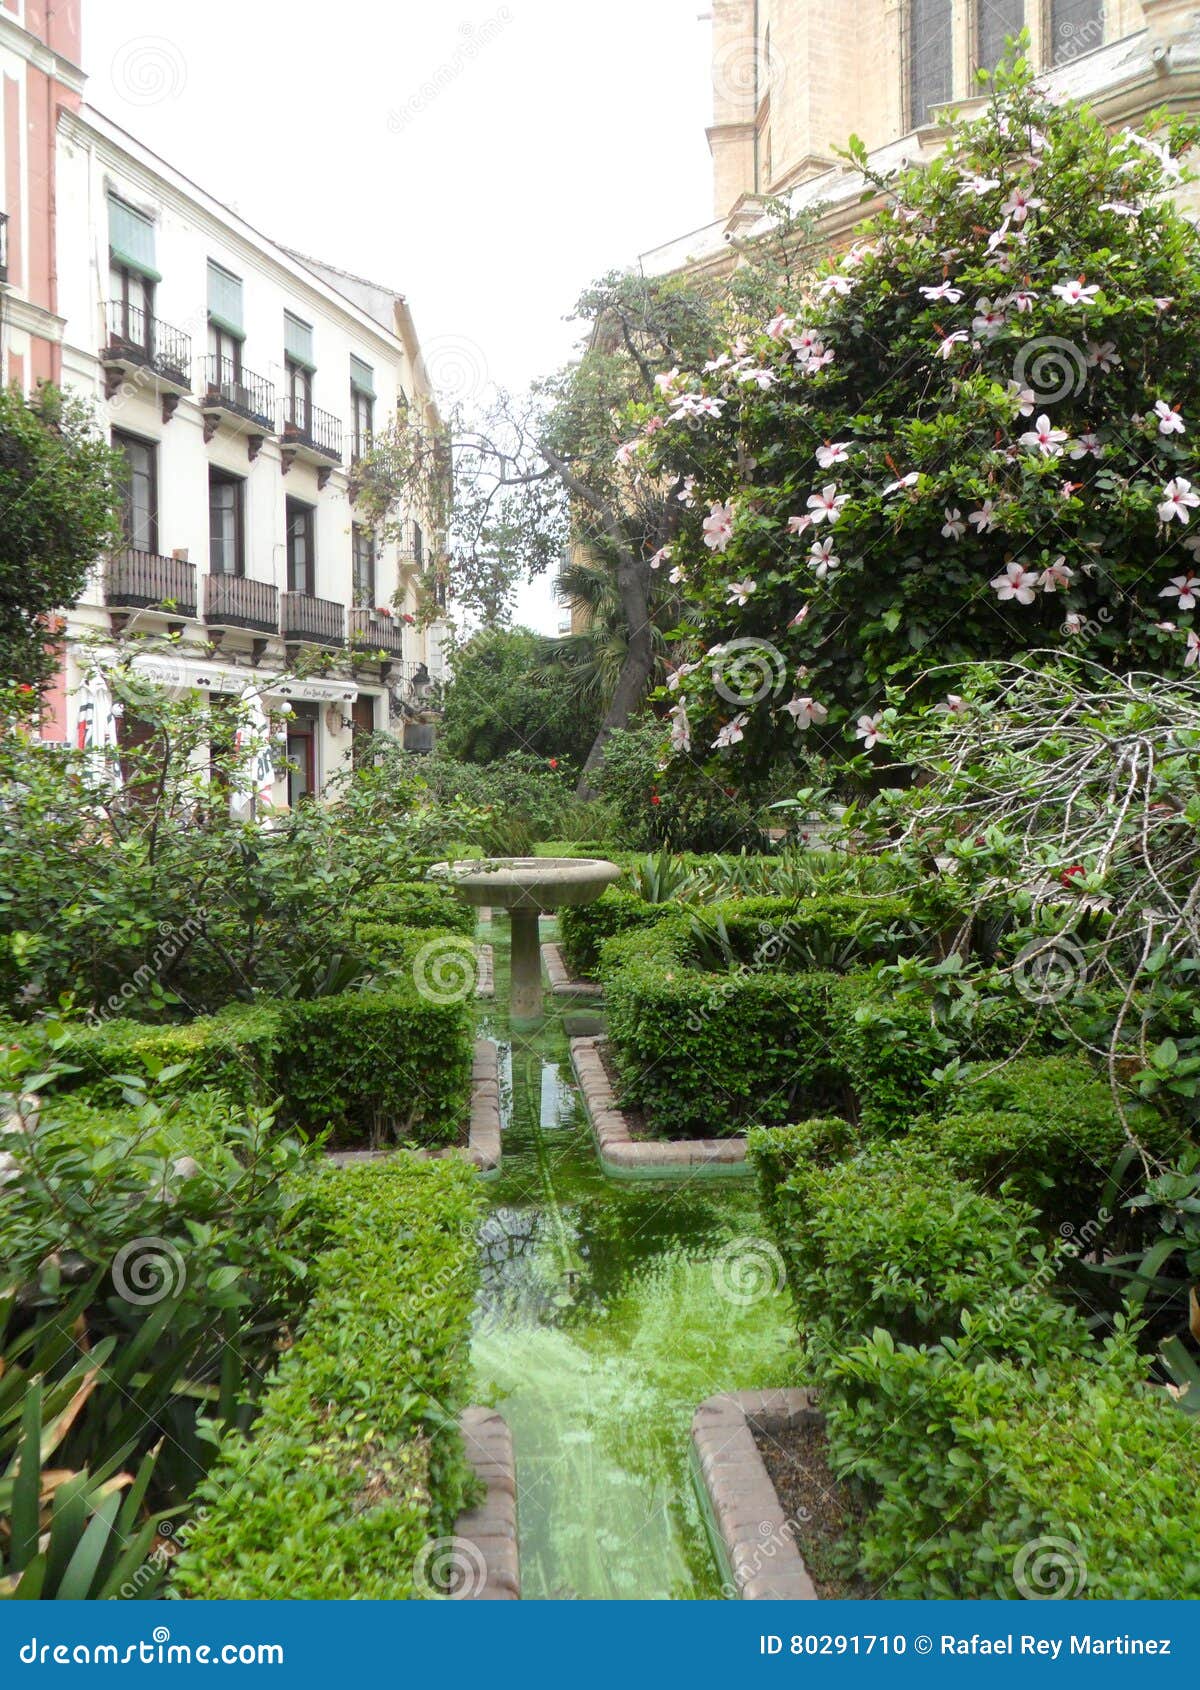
[471, 919, 795, 1601]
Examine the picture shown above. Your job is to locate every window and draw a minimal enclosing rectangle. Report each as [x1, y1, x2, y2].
[286, 708, 316, 807]
[107, 196, 158, 350]
[286, 498, 315, 594]
[351, 524, 376, 606]
[284, 312, 315, 433]
[208, 470, 244, 576]
[350, 356, 375, 460]
[977, 0, 1024, 71]
[1049, 0, 1103, 65]
[909, 0, 954, 129]
[413, 521, 424, 567]
[207, 260, 243, 380]
[112, 430, 158, 552]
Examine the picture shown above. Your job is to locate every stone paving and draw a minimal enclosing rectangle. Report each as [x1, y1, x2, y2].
[692, 1390, 822, 1601]
[455, 1407, 519, 1599]
[570, 1034, 747, 1174]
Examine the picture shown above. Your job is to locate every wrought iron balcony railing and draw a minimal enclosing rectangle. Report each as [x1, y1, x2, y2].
[204, 572, 279, 635]
[103, 301, 192, 389]
[0, 212, 8, 285]
[348, 607, 406, 657]
[280, 591, 345, 647]
[280, 394, 343, 462]
[106, 548, 198, 618]
[202, 355, 276, 432]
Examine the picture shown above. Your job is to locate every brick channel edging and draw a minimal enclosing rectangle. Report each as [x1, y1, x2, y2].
[569, 1034, 748, 1176]
[327, 1037, 501, 1174]
[454, 1407, 519, 1599]
[541, 942, 602, 998]
[692, 1390, 822, 1600]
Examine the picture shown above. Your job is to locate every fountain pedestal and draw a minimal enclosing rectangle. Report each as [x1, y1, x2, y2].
[431, 856, 622, 1023]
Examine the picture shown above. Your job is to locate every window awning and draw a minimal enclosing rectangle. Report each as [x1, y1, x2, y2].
[207, 260, 244, 337]
[108, 195, 160, 281]
[284, 310, 316, 371]
[350, 355, 375, 399]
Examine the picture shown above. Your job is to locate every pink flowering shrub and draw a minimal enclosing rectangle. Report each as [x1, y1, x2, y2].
[635, 61, 1200, 768]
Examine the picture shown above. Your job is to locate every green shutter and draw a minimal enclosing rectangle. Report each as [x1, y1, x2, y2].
[350, 355, 375, 399]
[207, 260, 244, 337]
[284, 311, 316, 371]
[107, 195, 160, 281]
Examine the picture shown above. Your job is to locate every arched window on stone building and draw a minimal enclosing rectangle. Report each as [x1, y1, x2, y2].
[909, 0, 954, 129]
[977, 0, 1025, 73]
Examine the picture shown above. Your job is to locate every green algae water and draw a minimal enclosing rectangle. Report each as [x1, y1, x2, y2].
[471, 917, 796, 1601]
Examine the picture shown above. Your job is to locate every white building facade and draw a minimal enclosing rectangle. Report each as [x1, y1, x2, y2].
[49, 102, 449, 800]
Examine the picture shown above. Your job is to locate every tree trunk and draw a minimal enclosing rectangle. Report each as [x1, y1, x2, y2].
[576, 552, 655, 798]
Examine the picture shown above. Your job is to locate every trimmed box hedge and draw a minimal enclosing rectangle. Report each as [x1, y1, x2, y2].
[343, 879, 476, 939]
[747, 1117, 859, 1230]
[42, 1004, 282, 1109]
[600, 923, 838, 1137]
[175, 1156, 481, 1600]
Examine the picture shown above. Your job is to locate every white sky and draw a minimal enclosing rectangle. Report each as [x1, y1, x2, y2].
[83, 0, 716, 632]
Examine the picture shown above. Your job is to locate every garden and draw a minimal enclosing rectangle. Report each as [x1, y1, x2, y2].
[2, 55, 1200, 1602]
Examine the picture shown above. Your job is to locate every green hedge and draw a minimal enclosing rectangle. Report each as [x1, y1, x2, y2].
[344, 880, 476, 938]
[600, 923, 838, 1137]
[559, 887, 664, 979]
[175, 1157, 481, 1600]
[747, 1117, 859, 1231]
[824, 1332, 1200, 1599]
[770, 1140, 1088, 1356]
[908, 1056, 1189, 1228]
[41, 977, 472, 1149]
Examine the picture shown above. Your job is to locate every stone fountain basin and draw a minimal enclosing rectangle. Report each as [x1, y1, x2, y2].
[431, 857, 622, 914]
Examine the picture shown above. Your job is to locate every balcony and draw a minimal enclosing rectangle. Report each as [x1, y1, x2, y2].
[349, 607, 406, 658]
[205, 571, 279, 636]
[105, 547, 197, 624]
[201, 356, 276, 451]
[102, 303, 192, 416]
[280, 591, 344, 648]
[279, 395, 343, 480]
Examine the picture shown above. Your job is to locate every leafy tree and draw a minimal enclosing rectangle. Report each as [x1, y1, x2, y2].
[0, 384, 122, 689]
[639, 59, 1200, 773]
[438, 626, 597, 766]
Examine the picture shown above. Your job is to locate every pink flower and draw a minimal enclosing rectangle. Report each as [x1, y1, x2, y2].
[1001, 186, 1042, 224]
[1038, 557, 1074, 593]
[783, 696, 828, 729]
[614, 440, 641, 466]
[972, 298, 1006, 338]
[855, 714, 884, 750]
[1064, 612, 1084, 636]
[933, 694, 966, 716]
[736, 367, 777, 390]
[990, 563, 1039, 605]
[969, 500, 997, 534]
[808, 538, 840, 578]
[725, 576, 757, 606]
[1155, 297, 1175, 313]
[654, 366, 682, 393]
[816, 441, 850, 469]
[1007, 288, 1038, 314]
[789, 605, 810, 628]
[1019, 414, 1069, 458]
[765, 312, 794, 341]
[1099, 200, 1139, 217]
[806, 484, 848, 525]
[942, 509, 966, 541]
[1052, 278, 1100, 307]
[817, 274, 858, 298]
[958, 173, 1000, 198]
[920, 281, 964, 304]
[669, 702, 691, 752]
[882, 473, 920, 496]
[648, 545, 673, 570]
[1158, 478, 1200, 525]
[703, 502, 735, 551]
[1160, 572, 1200, 610]
[1007, 381, 1037, 417]
[670, 392, 725, 422]
[787, 513, 814, 538]
[1187, 631, 1200, 668]
[712, 714, 748, 751]
[1069, 432, 1104, 460]
[1085, 340, 1121, 373]
[676, 475, 697, 507]
[1155, 400, 1186, 437]
[937, 330, 971, 360]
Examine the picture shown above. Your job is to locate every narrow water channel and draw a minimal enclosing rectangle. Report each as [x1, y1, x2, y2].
[471, 916, 797, 1601]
